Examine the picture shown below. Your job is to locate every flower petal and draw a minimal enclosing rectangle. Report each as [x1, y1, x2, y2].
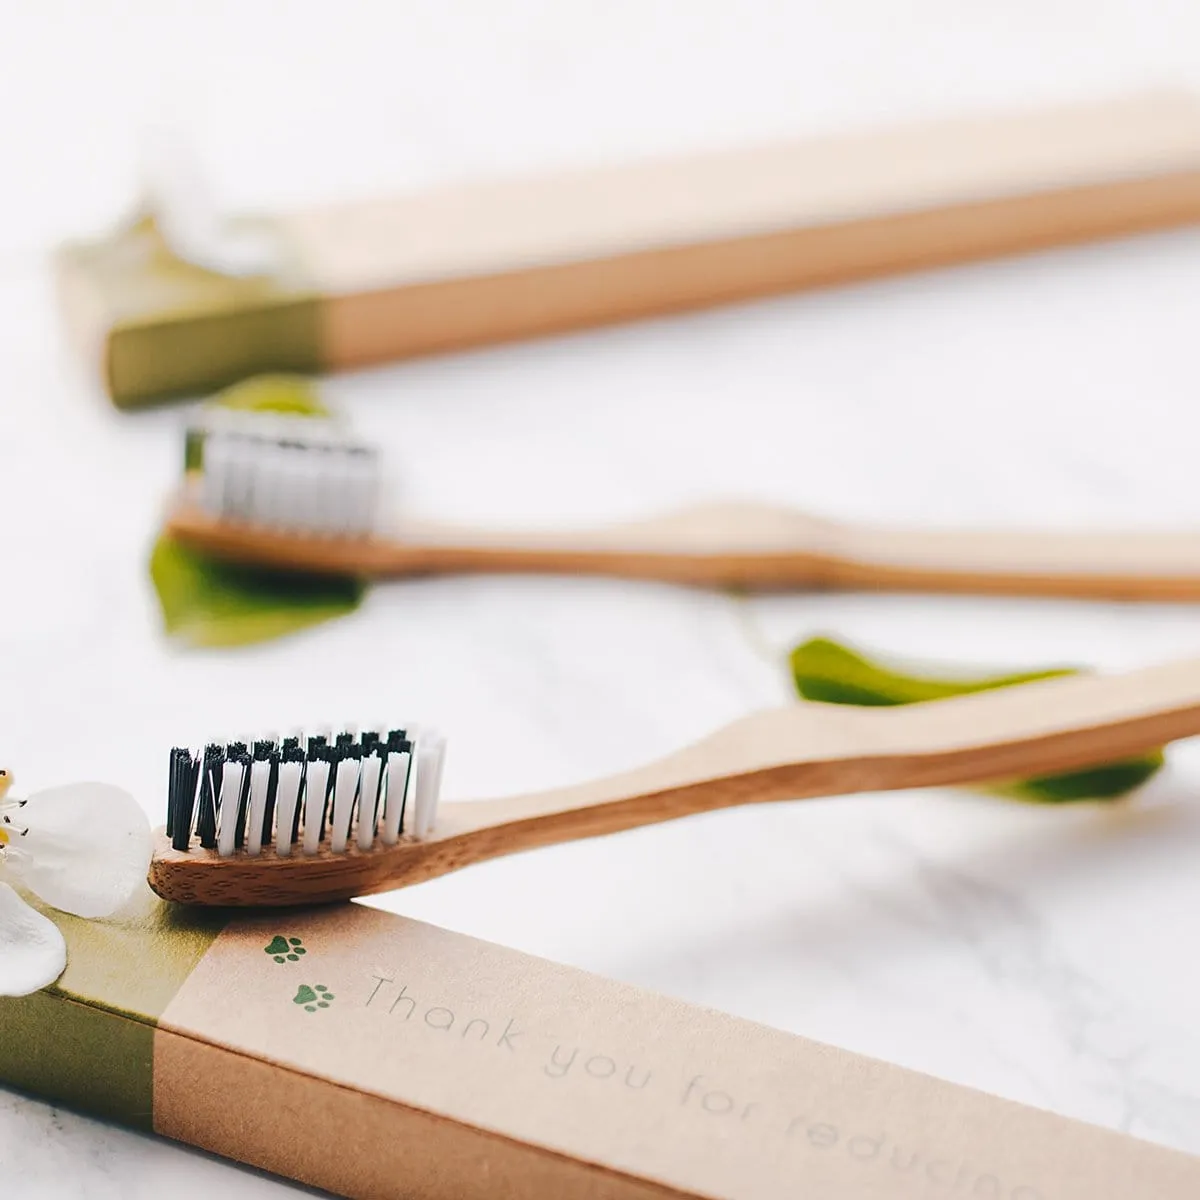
[10, 783, 153, 918]
[0, 883, 67, 996]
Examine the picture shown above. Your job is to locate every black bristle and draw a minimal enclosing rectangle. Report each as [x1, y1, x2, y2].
[285, 742, 305, 844]
[319, 744, 335, 841]
[197, 744, 224, 850]
[392, 738, 413, 836]
[345, 742, 364, 831]
[168, 747, 200, 851]
[234, 752, 252, 849]
[169, 726, 419, 856]
[184, 752, 202, 848]
[262, 747, 280, 845]
[291, 789, 304, 844]
[166, 748, 183, 839]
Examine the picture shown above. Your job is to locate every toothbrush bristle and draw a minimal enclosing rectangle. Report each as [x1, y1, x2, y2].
[188, 410, 382, 537]
[166, 727, 446, 859]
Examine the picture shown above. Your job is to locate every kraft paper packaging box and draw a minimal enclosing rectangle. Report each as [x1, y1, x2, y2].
[2, 890, 1199, 1199]
[56, 90, 1200, 409]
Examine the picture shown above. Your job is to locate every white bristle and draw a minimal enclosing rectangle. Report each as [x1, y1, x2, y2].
[346, 450, 378, 535]
[413, 733, 446, 838]
[318, 455, 342, 534]
[249, 443, 284, 527]
[201, 434, 229, 514]
[381, 748, 411, 845]
[307, 449, 334, 535]
[274, 761, 303, 857]
[357, 753, 383, 851]
[216, 760, 245, 858]
[402, 749, 419, 833]
[192, 413, 382, 538]
[274, 451, 304, 532]
[302, 759, 331, 856]
[430, 736, 448, 827]
[225, 437, 254, 520]
[329, 757, 360, 854]
[333, 452, 358, 535]
[171, 726, 445, 861]
[246, 759, 272, 856]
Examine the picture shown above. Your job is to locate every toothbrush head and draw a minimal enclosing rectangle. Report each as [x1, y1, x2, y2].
[185, 409, 383, 538]
[160, 726, 446, 881]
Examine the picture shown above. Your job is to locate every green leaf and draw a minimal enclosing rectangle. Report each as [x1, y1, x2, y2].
[789, 636, 1163, 804]
[149, 534, 364, 650]
[989, 757, 1164, 803]
[153, 373, 363, 649]
[788, 635, 1078, 706]
[209, 374, 330, 418]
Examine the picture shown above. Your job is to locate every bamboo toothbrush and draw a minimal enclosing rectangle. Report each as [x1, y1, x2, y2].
[149, 654, 1200, 908]
[166, 408, 1200, 602]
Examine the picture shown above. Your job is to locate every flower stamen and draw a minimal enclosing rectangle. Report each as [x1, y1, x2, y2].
[0, 799, 29, 839]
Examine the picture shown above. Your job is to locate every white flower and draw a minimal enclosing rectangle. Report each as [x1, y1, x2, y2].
[0, 883, 65, 996]
[0, 770, 152, 997]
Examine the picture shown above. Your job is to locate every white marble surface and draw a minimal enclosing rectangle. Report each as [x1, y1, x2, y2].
[6, 2, 1200, 1196]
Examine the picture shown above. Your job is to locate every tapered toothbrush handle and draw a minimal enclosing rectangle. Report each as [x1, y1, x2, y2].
[168, 498, 1200, 600]
[397, 516, 1200, 600]
[436, 656, 1200, 851]
[146, 656, 1200, 908]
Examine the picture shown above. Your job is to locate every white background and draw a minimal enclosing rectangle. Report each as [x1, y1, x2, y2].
[4, 2, 1200, 1195]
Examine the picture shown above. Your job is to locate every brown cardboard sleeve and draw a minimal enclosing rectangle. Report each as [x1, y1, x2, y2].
[56, 90, 1200, 408]
[5, 897, 1199, 1199]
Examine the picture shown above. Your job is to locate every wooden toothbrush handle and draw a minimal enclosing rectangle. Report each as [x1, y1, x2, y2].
[389, 514, 1200, 600]
[168, 497, 1200, 600]
[832, 526, 1200, 601]
[395, 524, 1200, 600]
[416, 656, 1200, 884]
[146, 656, 1200, 906]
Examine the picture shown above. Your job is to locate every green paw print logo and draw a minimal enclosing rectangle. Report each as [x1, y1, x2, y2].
[293, 984, 335, 1012]
[265, 936, 307, 964]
